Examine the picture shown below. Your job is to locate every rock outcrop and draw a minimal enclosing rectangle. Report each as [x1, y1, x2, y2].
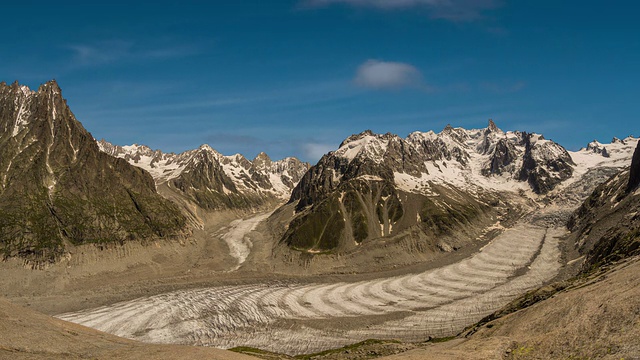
[627, 140, 640, 193]
[518, 132, 574, 194]
[568, 145, 640, 268]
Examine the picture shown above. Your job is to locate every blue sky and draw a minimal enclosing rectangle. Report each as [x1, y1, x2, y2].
[2, 1, 638, 162]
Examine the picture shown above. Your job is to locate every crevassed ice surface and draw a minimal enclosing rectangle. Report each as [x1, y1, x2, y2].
[58, 218, 563, 355]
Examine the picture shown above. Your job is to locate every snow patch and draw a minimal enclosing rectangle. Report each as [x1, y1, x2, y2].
[335, 135, 389, 163]
[357, 175, 384, 182]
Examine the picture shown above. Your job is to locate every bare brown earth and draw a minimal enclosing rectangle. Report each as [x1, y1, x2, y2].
[0, 297, 258, 360]
[5, 247, 636, 360]
[1, 208, 637, 359]
[0, 208, 245, 315]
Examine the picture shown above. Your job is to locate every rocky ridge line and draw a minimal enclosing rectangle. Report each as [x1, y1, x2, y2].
[98, 140, 309, 211]
[0, 80, 187, 264]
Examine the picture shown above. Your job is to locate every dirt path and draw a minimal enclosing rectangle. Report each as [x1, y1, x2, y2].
[58, 222, 565, 355]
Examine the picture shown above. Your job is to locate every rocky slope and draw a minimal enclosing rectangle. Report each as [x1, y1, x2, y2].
[289, 132, 640, 360]
[0, 80, 187, 264]
[379, 142, 640, 360]
[98, 141, 309, 212]
[282, 120, 637, 253]
[568, 140, 640, 269]
[405, 141, 640, 360]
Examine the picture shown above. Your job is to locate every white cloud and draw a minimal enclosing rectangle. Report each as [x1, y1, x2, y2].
[66, 40, 202, 67]
[354, 59, 422, 90]
[302, 143, 336, 162]
[302, 0, 501, 22]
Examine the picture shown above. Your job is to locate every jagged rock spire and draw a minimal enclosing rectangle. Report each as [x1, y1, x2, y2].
[628, 141, 640, 193]
[487, 119, 499, 133]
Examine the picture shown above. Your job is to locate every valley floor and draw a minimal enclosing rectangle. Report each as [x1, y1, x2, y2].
[1, 203, 619, 358]
[379, 255, 640, 360]
[55, 214, 565, 355]
[0, 297, 257, 360]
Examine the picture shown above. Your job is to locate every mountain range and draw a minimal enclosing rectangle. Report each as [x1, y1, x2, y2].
[97, 141, 309, 226]
[282, 120, 637, 253]
[1, 80, 640, 359]
[0, 80, 637, 265]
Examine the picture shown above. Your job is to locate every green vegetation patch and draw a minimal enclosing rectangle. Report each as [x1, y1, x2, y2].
[296, 339, 401, 360]
[284, 196, 346, 251]
[343, 191, 369, 243]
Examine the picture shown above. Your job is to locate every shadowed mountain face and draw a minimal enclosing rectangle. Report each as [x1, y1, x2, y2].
[628, 140, 640, 193]
[569, 141, 640, 269]
[0, 81, 187, 264]
[284, 121, 637, 253]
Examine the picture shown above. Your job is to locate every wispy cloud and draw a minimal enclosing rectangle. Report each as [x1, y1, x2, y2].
[302, 143, 337, 161]
[354, 59, 427, 90]
[66, 39, 202, 67]
[301, 0, 502, 22]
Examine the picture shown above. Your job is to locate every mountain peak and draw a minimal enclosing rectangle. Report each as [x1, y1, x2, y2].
[3, 81, 35, 97]
[254, 151, 270, 159]
[37, 79, 61, 94]
[253, 152, 273, 170]
[253, 151, 272, 162]
[487, 119, 499, 132]
[0, 80, 188, 262]
[339, 129, 377, 148]
[198, 144, 220, 155]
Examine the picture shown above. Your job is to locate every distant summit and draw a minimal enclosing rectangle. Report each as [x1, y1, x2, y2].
[98, 140, 309, 212]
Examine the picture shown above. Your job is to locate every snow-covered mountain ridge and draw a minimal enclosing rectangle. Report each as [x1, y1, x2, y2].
[282, 120, 636, 253]
[323, 120, 637, 197]
[97, 140, 309, 203]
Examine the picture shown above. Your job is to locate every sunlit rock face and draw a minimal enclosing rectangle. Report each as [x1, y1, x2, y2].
[0, 80, 187, 264]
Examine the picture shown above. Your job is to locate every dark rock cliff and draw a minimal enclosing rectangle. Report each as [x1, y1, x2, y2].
[568, 145, 640, 270]
[627, 141, 640, 193]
